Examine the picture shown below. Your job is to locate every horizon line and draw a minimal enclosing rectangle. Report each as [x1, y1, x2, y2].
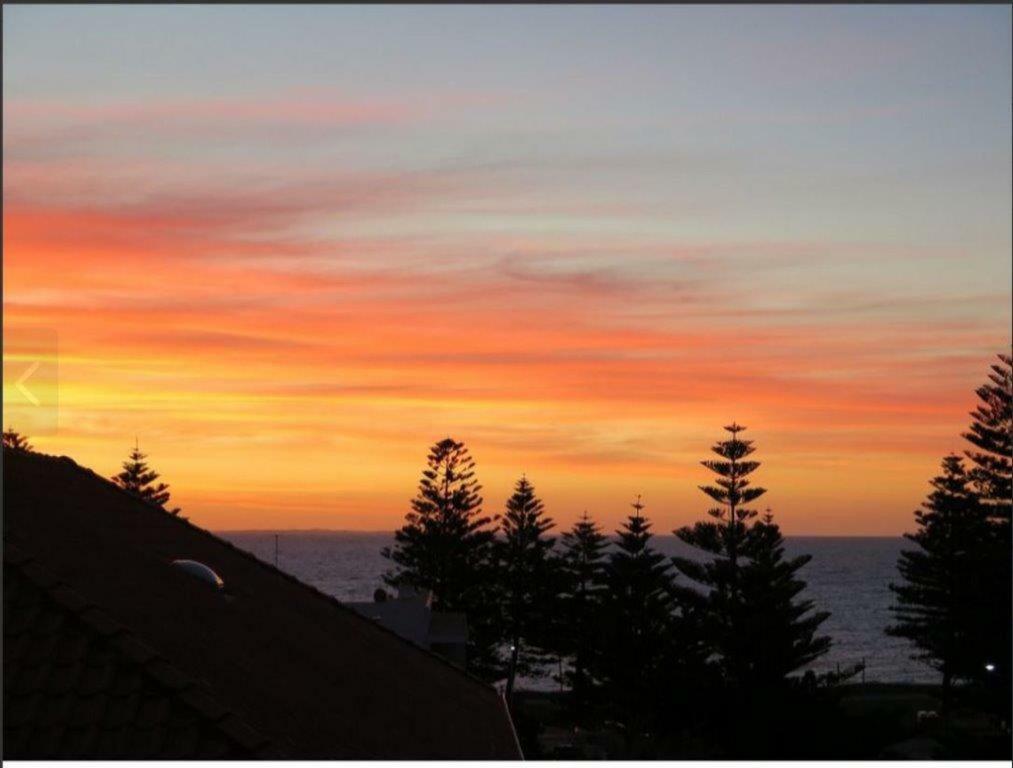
[214, 528, 908, 539]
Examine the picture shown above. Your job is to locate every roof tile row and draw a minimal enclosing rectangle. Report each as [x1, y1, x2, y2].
[4, 546, 277, 759]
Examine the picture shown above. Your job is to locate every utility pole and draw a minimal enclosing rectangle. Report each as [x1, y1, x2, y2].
[274, 534, 279, 568]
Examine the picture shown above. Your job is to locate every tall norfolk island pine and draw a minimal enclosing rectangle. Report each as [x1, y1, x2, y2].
[111, 441, 180, 515]
[740, 511, 831, 687]
[557, 511, 609, 716]
[382, 438, 500, 677]
[962, 353, 1011, 694]
[498, 476, 556, 701]
[673, 423, 765, 683]
[888, 455, 991, 703]
[599, 497, 677, 733]
[673, 424, 829, 689]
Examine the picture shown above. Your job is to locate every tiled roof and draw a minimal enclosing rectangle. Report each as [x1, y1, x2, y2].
[3, 545, 276, 759]
[2, 448, 522, 759]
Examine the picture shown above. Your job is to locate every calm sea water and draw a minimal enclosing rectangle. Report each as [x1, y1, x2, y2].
[218, 531, 935, 685]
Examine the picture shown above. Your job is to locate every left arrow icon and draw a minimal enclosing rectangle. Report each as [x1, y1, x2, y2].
[16, 361, 41, 406]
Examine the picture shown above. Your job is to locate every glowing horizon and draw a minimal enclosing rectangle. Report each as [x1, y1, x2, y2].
[3, 6, 1011, 535]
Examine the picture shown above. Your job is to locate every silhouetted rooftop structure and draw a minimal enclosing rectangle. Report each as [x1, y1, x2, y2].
[2, 448, 522, 759]
[347, 586, 469, 668]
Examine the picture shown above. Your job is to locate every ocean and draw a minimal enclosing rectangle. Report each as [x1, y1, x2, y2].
[218, 531, 936, 686]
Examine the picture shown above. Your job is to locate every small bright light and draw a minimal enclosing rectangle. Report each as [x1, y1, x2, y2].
[985, 663, 996, 672]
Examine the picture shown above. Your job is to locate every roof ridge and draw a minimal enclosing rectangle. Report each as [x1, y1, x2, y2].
[3, 539, 283, 758]
[5, 448, 505, 698]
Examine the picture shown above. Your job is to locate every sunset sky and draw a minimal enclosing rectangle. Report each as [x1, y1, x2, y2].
[3, 6, 1011, 534]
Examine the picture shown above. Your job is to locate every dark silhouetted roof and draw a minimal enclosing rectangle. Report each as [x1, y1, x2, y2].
[2, 449, 522, 759]
[4, 545, 274, 759]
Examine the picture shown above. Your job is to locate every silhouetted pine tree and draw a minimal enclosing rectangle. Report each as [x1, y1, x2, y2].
[598, 497, 676, 739]
[497, 475, 556, 701]
[738, 510, 831, 689]
[382, 437, 500, 677]
[888, 455, 991, 707]
[964, 354, 1013, 528]
[557, 511, 609, 718]
[112, 440, 180, 515]
[961, 353, 1011, 699]
[672, 423, 766, 685]
[674, 425, 830, 693]
[2, 427, 33, 452]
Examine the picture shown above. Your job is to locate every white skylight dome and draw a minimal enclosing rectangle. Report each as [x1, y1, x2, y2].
[171, 559, 225, 590]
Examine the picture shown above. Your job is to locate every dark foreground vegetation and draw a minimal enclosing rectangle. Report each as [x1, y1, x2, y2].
[512, 681, 1009, 759]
